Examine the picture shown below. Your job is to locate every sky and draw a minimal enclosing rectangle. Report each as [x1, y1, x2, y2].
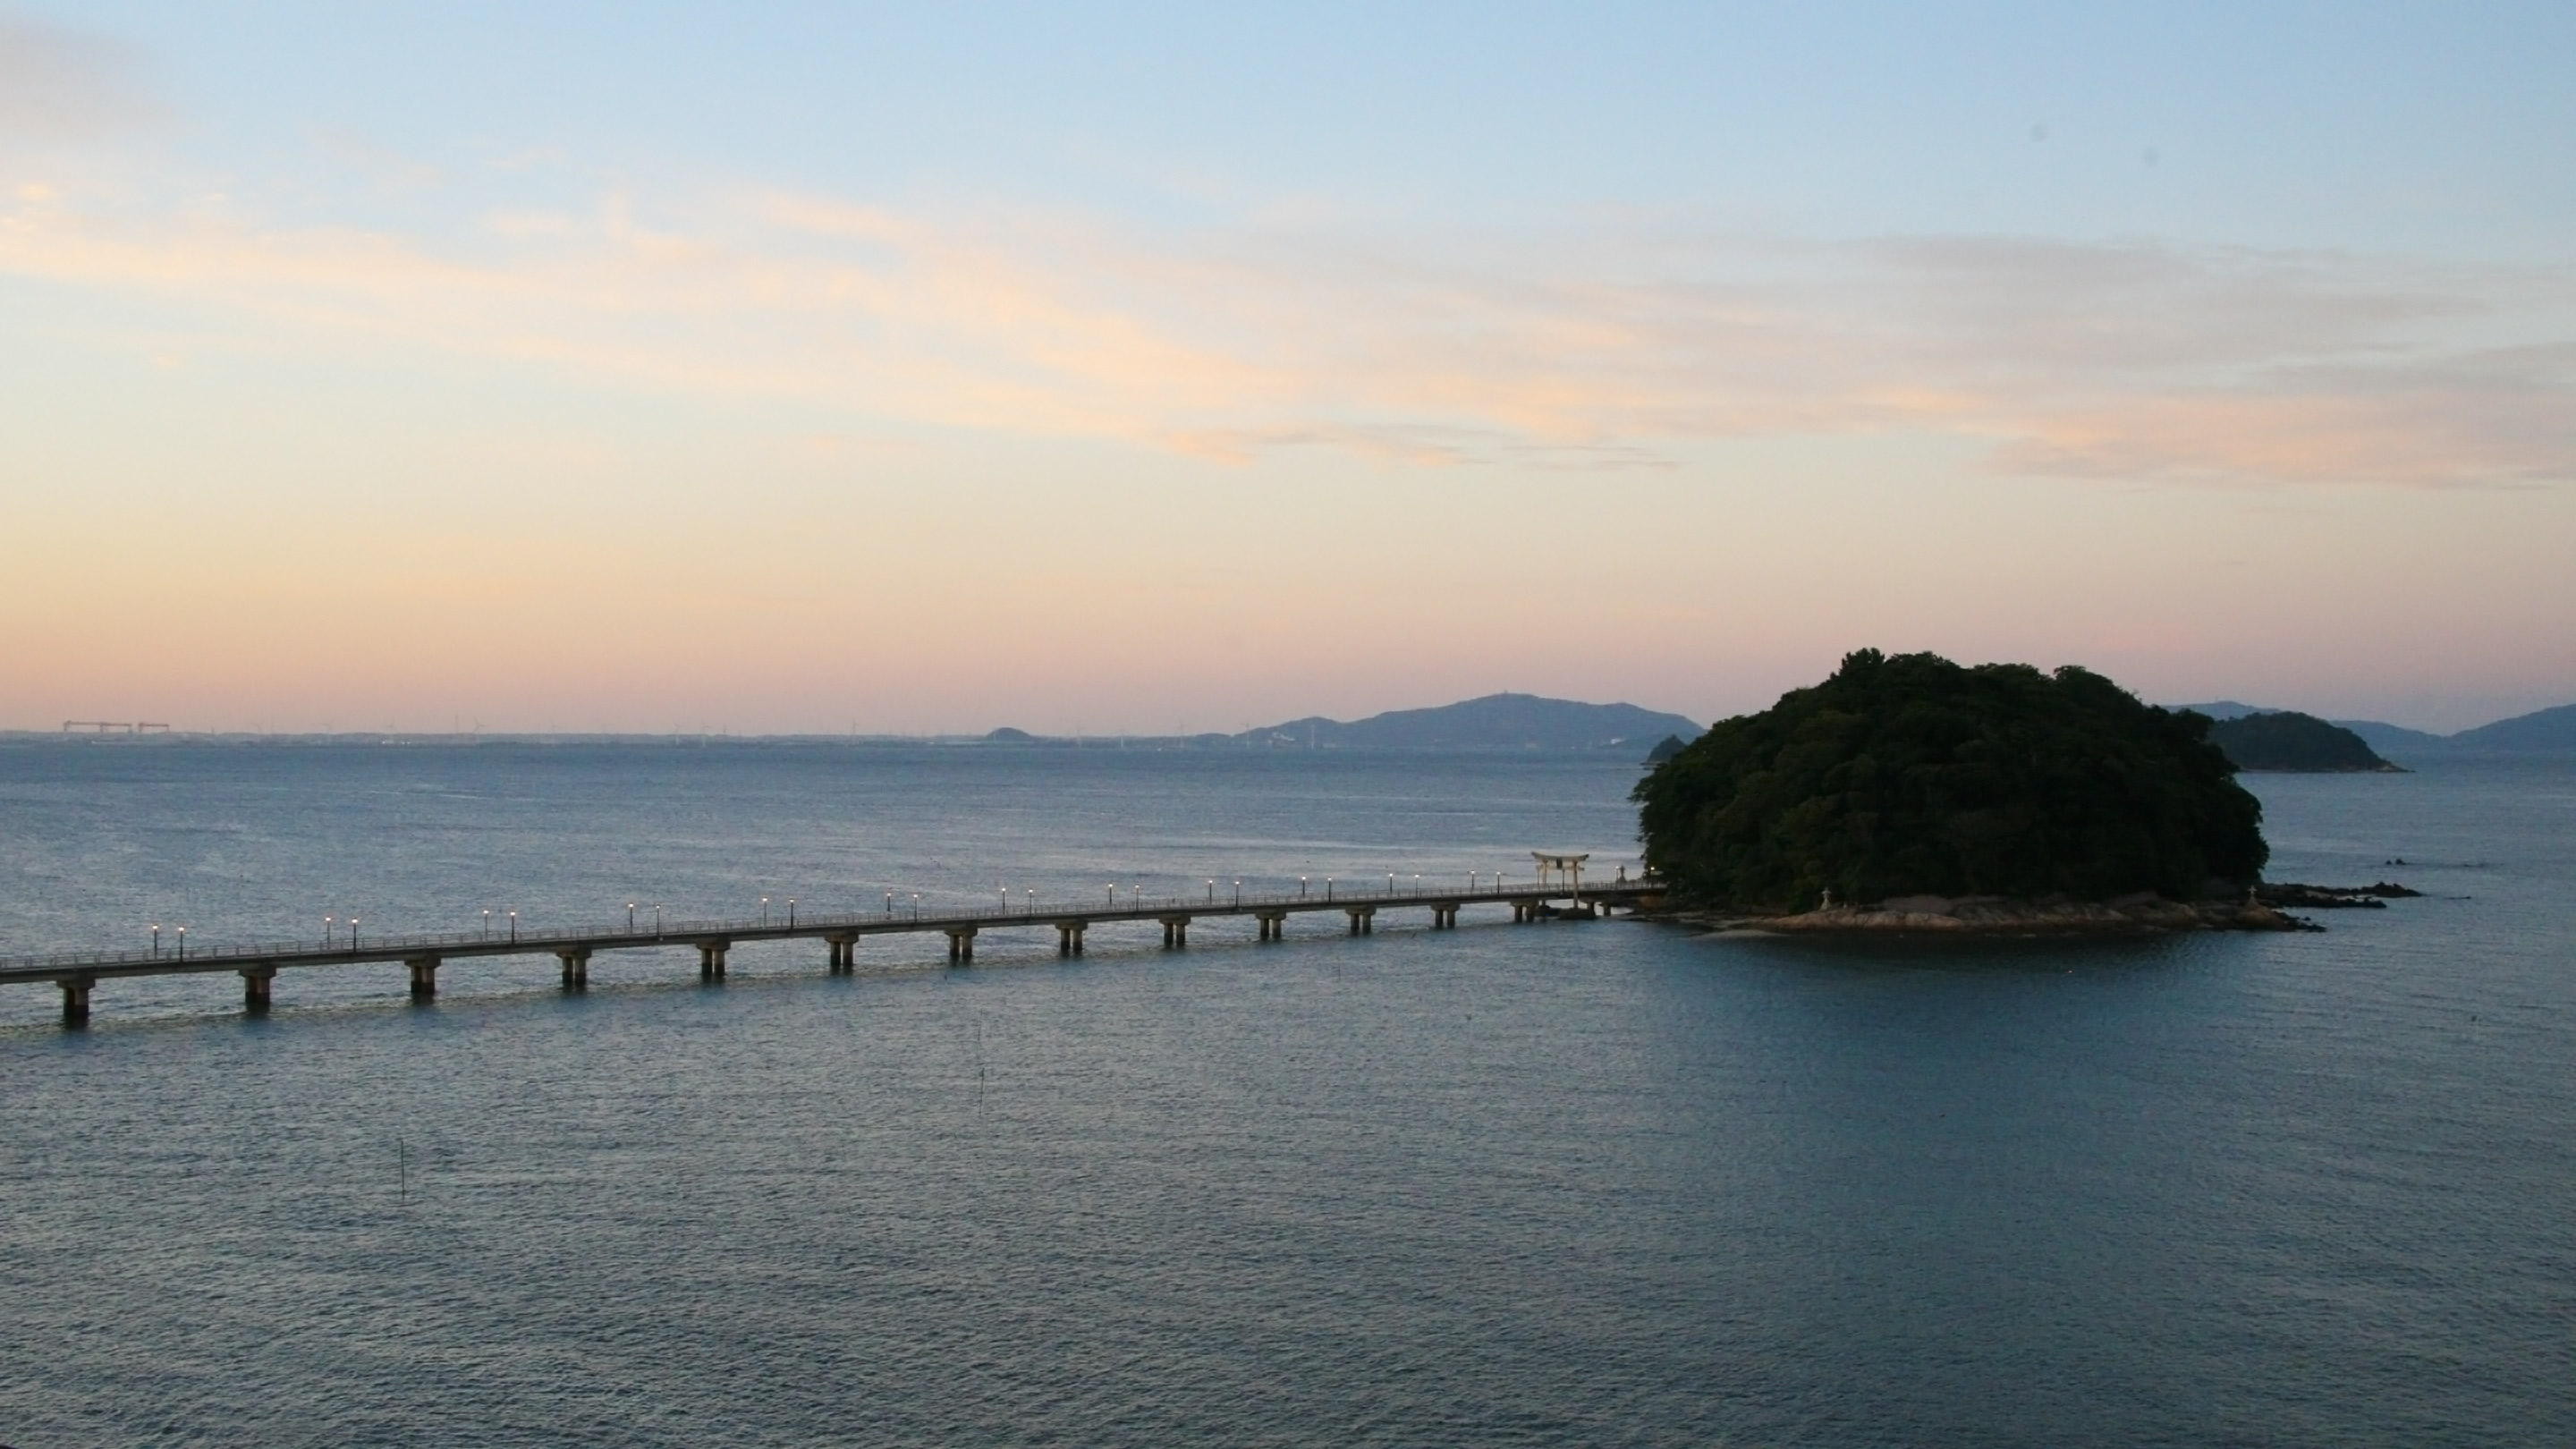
[3, 2, 2572, 734]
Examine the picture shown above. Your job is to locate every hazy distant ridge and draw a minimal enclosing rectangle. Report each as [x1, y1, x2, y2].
[2449, 702, 2576, 750]
[2174, 700, 2576, 757]
[1247, 693, 1700, 750]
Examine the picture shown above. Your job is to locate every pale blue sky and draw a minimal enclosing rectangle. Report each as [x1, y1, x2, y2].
[48, 2, 2572, 250]
[4, 4, 2572, 733]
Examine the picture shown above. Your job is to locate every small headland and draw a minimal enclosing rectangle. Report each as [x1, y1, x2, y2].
[2207, 711, 2405, 773]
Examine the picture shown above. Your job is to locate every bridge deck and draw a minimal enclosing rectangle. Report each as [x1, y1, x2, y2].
[4, 883, 1665, 1021]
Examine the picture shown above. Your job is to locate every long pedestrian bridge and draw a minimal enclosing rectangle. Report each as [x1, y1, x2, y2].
[4, 861, 1665, 1028]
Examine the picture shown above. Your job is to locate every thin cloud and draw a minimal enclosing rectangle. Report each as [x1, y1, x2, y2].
[1, 170, 2569, 488]
[1992, 342, 2576, 486]
[0, 13, 161, 138]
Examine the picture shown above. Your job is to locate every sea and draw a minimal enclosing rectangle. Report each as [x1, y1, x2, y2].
[1, 741, 2569, 1447]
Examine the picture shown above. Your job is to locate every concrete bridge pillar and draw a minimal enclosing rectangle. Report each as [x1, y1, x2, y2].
[697, 942, 729, 983]
[826, 935, 859, 974]
[1511, 901, 1530, 924]
[556, 949, 590, 991]
[1158, 915, 1191, 949]
[945, 927, 978, 964]
[1430, 903, 1461, 929]
[1256, 911, 1286, 942]
[59, 975, 93, 1028]
[241, 964, 277, 1014]
[1055, 920, 1088, 955]
[1345, 907, 1376, 936]
[405, 957, 440, 1000]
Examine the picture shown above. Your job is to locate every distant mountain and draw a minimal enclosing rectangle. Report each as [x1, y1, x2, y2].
[2171, 698, 2576, 758]
[2331, 719, 2455, 757]
[2451, 702, 2576, 751]
[2206, 712, 2402, 773]
[1246, 692, 1700, 751]
[984, 691, 2572, 756]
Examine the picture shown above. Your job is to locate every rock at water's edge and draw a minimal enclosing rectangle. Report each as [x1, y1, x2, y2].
[1677, 894, 2314, 935]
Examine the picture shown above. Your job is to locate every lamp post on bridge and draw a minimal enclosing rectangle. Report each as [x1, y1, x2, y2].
[152, 923, 162, 957]
[627, 902, 638, 932]
[787, 898, 796, 928]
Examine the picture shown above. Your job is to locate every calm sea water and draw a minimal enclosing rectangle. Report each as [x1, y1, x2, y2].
[2, 742, 2570, 1447]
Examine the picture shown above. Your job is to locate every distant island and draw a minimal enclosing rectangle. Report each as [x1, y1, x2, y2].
[1637, 650, 2292, 933]
[986, 692, 1702, 754]
[2176, 699, 2576, 762]
[2203, 711, 2402, 773]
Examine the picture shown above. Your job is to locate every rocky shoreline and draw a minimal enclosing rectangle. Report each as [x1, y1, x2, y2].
[2254, 881, 2420, 909]
[1660, 887, 2391, 936]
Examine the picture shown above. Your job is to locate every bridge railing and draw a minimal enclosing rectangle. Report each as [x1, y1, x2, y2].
[0, 876, 1661, 975]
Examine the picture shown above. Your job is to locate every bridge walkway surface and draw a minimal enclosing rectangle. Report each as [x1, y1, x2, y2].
[4, 881, 1665, 1028]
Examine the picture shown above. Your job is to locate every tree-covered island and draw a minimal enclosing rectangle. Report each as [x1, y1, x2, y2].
[1634, 650, 2297, 932]
[2205, 711, 2403, 772]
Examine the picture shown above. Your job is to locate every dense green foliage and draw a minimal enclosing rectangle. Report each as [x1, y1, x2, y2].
[1634, 650, 2267, 910]
[2207, 712, 2398, 772]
